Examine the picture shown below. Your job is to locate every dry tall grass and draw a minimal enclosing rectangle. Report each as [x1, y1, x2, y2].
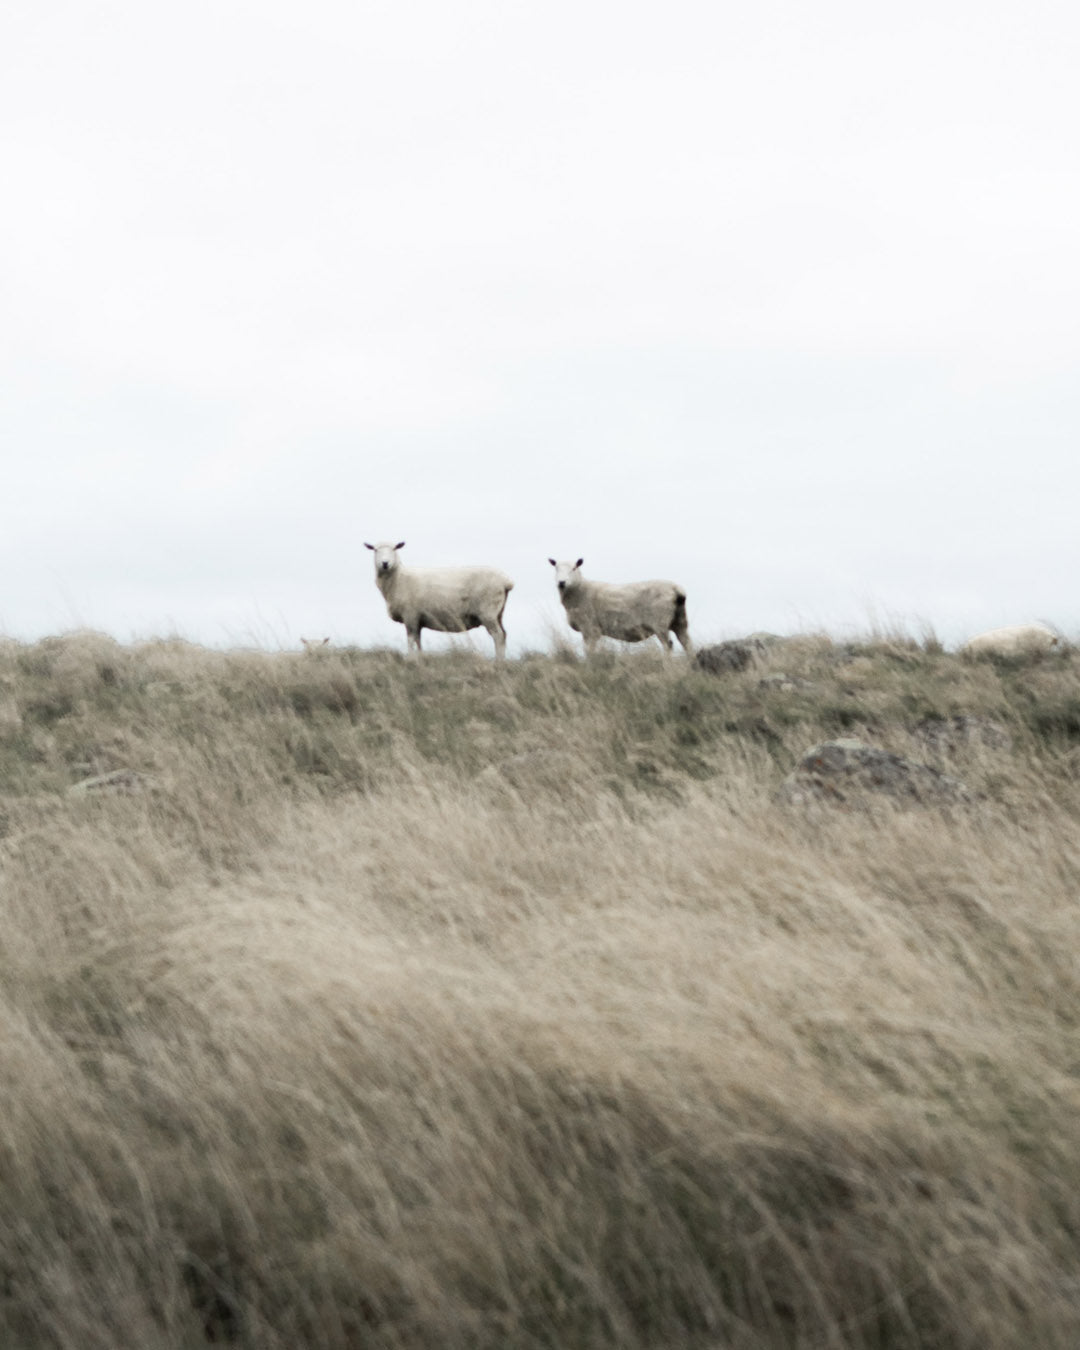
[2, 631, 1080, 1347]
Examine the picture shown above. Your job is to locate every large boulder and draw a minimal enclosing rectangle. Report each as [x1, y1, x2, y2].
[694, 639, 767, 675]
[777, 737, 972, 811]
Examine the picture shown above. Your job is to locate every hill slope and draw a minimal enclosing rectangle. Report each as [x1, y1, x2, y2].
[2, 631, 1080, 1348]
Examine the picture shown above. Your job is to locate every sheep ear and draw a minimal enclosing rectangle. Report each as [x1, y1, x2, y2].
[575, 558, 584, 568]
[548, 558, 557, 567]
[395, 541, 406, 550]
[364, 542, 375, 550]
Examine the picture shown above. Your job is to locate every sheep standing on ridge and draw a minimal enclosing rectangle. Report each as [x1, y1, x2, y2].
[549, 557, 692, 656]
[365, 541, 514, 659]
[961, 623, 1061, 657]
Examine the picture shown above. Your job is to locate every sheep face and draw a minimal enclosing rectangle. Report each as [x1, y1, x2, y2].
[365, 541, 406, 578]
[548, 557, 585, 594]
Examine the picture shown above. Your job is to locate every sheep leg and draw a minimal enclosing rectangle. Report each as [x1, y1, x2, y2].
[672, 599, 692, 655]
[406, 626, 423, 657]
[484, 617, 508, 660]
[655, 631, 673, 654]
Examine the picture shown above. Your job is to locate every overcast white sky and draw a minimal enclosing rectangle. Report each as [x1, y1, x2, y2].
[3, 0, 1078, 653]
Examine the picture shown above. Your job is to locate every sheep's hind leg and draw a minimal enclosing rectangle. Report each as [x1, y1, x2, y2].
[484, 617, 508, 660]
[672, 609, 692, 656]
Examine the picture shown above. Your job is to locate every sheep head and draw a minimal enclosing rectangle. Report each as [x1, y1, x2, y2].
[365, 541, 406, 577]
[549, 558, 585, 593]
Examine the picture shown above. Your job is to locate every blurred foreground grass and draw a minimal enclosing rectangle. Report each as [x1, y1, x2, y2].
[2, 630, 1080, 1348]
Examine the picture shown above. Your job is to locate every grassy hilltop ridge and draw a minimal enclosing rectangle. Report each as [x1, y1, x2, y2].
[2, 630, 1080, 1348]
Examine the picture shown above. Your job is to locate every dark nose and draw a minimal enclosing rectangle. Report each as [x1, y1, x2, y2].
[557, 580, 565, 590]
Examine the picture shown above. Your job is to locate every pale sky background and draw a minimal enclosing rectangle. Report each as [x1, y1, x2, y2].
[2, 0, 1078, 654]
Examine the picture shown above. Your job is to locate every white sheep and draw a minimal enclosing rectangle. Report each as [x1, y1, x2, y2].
[961, 623, 1061, 657]
[365, 541, 514, 659]
[548, 557, 692, 656]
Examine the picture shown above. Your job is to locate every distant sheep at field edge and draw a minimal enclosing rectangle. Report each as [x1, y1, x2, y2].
[365, 541, 514, 658]
[548, 557, 691, 656]
[961, 623, 1061, 657]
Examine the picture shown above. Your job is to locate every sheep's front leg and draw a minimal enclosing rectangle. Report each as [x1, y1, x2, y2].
[406, 625, 423, 657]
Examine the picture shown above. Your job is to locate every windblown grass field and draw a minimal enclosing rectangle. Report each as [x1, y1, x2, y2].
[3, 630, 1080, 1348]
